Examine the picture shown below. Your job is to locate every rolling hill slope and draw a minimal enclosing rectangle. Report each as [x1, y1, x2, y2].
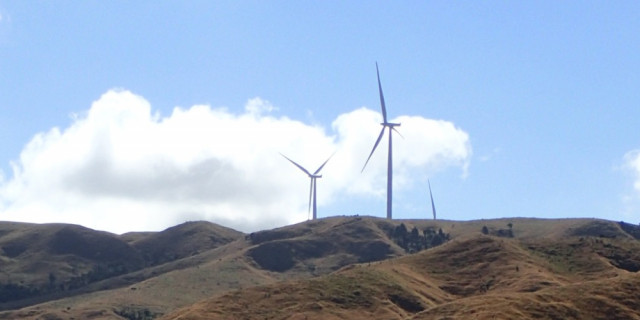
[163, 218, 640, 320]
[1, 217, 639, 319]
[0, 220, 242, 313]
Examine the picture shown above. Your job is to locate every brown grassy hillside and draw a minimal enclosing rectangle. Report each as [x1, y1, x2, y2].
[0, 216, 409, 319]
[2, 217, 640, 319]
[0, 223, 145, 309]
[163, 218, 640, 320]
[124, 221, 243, 266]
[0, 220, 242, 314]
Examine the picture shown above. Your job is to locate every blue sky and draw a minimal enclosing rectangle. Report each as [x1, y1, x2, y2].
[1, 1, 639, 233]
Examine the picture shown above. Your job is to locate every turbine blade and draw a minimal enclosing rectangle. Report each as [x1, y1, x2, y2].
[391, 126, 404, 139]
[314, 152, 336, 175]
[280, 153, 312, 176]
[362, 127, 386, 172]
[428, 179, 436, 220]
[308, 178, 313, 219]
[376, 62, 388, 124]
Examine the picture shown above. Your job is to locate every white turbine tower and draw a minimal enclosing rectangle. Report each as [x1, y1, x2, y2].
[362, 63, 402, 220]
[281, 153, 333, 220]
[428, 179, 436, 220]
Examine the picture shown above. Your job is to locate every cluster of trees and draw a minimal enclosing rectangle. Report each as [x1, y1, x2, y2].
[115, 306, 160, 320]
[481, 223, 514, 238]
[390, 223, 450, 253]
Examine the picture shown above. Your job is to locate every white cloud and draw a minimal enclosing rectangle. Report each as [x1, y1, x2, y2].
[621, 150, 640, 221]
[624, 150, 640, 194]
[245, 97, 277, 115]
[0, 89, 471, 233]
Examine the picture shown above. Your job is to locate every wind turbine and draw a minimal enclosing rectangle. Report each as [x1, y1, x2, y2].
[362, 62, 401, 220]
[281, 153, 333, 220]
[428, 179, 436, 220]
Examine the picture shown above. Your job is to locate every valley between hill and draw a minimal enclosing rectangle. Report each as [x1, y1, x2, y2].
[1, 217, 639, 319]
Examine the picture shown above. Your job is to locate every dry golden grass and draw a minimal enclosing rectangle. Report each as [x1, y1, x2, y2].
[163, 218, 640, 320]
[2, 216, 640, 320]
[412, 273, 640, 320]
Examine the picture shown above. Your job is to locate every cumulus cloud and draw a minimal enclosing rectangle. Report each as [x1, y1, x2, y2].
[0, 89, 471, 233]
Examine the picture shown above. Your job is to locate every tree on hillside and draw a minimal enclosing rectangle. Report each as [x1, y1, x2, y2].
[407, 227, 423, 252]
[393, 223, 408, 248]
[388, 224, 450, 253]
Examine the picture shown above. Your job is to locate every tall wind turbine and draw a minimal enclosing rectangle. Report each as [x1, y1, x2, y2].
[281, 153, 333, 220]
[428, 179, 436, 220]
[362, 63, 401, 220]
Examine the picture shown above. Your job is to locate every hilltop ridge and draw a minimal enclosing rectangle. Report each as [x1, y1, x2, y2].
[0, 216, 639, 319]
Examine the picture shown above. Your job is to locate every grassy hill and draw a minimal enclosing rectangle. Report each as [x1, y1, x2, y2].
[0, 223, 145, 308]
[0, 216, 639, 319]
[0, 220, 242, 313]
[164, 220, 640, 319]
[124, 221, 242, 266]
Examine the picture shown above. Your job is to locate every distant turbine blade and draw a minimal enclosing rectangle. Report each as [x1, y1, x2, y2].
[308, 178, 314, 219]
[280, 153, 312, 176]
[362, 127, 386, 172]
[376, 62, 388, 124]
[314, 152, 335, 175]
[391, 127, 404, 139]
[428, 179, 436, 220]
